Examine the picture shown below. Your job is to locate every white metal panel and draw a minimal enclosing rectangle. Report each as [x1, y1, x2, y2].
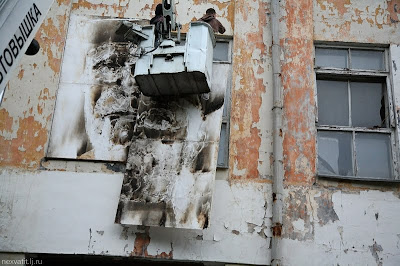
[0, 0, 54, 94]
[185, 21, 215, 86]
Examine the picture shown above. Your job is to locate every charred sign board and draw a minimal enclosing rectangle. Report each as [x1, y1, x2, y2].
[47, 15, 145, 162]
[48, 15, 227, 229]
[116, 55, 228, 230]
[116, 76, 226, 229]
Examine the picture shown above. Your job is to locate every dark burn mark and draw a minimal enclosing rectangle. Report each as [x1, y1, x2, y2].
[124, 201, 175, 227]
[91, 20, 127, 45]
[130, 177, 139, 191]
[135, 106, 187, 141]
[202, 215, 209, 229]
[159, 210, 167, 227]
[114, 201, 124, 224]
[91, 85, 103, 108]
[196, 196, 211, 229]
[131, 97, 138, 109]
[93, 52, 130, 70]
[120, 227, 129, 240]
[375, 213, 379, 220]
[143, 127, 161, 139]
[77, 140, 88, 157]
[72, 99, 92, 157]
[192, 144, 212, 173]
[180, 203, 194, 224]
[200, 93, 225, 118]
[105, 163, 126, 172]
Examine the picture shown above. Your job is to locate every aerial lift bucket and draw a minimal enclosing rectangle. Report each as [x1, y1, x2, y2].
[134, 21, 216, 97]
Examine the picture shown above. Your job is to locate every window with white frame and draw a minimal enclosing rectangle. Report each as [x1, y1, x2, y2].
[214, 38, 232, 168]
[315, 44, 397, 180]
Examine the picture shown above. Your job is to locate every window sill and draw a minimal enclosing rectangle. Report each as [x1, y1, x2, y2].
[318, 174, 400, 183]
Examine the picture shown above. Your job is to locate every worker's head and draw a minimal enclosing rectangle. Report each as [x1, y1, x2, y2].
[206, 8, 216, 15]
[155, 4, 163, 16]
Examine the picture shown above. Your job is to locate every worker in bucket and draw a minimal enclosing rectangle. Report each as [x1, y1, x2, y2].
[198, 8, 226, 34]
[150, 4, 164, 45]
[150, 4, 163, 25]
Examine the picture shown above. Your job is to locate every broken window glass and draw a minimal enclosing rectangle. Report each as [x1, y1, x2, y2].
[317, 80, 349, 126]
[351, 82, 385, 128]
[317, 131, 353, 176]
[315, 44, 395, 181]
[351, 49, 385, 71]
[355, 133, 392, 179]
[315, 48, 348, 69]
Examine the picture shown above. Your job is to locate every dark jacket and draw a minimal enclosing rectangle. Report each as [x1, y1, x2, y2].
[150, 15, 163, 25]
[198, 14, 226, 34]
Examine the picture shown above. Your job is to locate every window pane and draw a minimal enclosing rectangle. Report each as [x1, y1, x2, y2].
[217, 122, 228, 167]
[318, 131, 353, 176]
[351, 82, 385, 128]
[351, 50, 385, 71]
[355, 133, 392, 179]
[214, 42, 230, 62]
[315, 48, 348, 68]
[317, 80, 349, 126]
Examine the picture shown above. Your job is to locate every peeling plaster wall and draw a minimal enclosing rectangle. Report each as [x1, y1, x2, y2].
[314, 0, 400, 44]
[70, 0, 234, 35]
[0, 0, 73, 169]
[281, 0, 316, 186]
[280, 0, 400, 265]
[0, 170, 271, 265]
[281, 187, 400, 265]
[229, 0, 273, 181]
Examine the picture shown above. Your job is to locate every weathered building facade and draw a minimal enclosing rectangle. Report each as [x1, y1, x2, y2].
[0, 0, 399, 265]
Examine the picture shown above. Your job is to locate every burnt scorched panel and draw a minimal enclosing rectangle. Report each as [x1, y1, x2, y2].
[116, 65, 227, 230]
[47, 15, 142, 161]
[47, 83, 137, 161]
[117, 139, 218, 229]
